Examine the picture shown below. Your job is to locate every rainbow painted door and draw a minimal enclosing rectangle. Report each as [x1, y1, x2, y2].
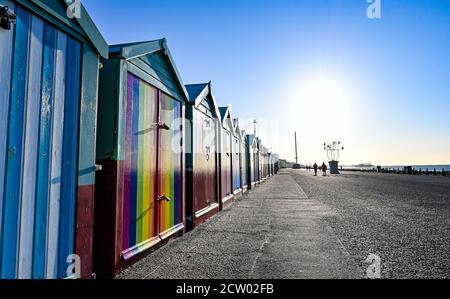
[122, 73, 182, 259]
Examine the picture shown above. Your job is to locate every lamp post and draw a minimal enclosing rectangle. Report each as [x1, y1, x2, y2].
[324, 141, 344, 174]
[293, 132, 301, 169]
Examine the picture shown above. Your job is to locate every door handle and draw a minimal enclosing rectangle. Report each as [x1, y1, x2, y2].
[157, 195, 171, 202]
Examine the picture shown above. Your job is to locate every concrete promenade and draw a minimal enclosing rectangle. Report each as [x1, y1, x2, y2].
[117, 170, 361, 279]
[118, 169, 450, 279]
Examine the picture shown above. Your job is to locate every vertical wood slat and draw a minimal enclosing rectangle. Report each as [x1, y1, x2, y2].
[174, 102, 182, 225]
[0, 0, 15, 260]
[17, 15, 44, 279]
[141, 87, 149, 242]
[129, 77, 139, 245]
[76, 46, 100, 279]
[136, 82, 144, 244]
[0, 5, 30, 279]
[122, 74, 133, 250]
[33, 23, 57, 279]
[46, 30, 67, 279]
[58, 36, 81, 278]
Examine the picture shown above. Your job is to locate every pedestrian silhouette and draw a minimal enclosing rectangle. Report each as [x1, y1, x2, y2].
[322, 163, 327, 176]
[313, 163, 318, 176]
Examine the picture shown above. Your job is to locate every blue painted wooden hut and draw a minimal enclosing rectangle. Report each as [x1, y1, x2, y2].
[184, 82, 221, 231]
[94, 38, 189, 278]
[0, 0, 108, 279]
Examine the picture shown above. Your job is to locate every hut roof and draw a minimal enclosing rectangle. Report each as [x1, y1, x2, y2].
[109, 38, 189, 102]
[185, 82, 221, 120]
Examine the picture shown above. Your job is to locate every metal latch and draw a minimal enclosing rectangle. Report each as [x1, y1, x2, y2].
[0, 5, 16, 31]
[153, 122, 170, 130]
[157, 195, 171, 202]
[205, 146, 211, 161]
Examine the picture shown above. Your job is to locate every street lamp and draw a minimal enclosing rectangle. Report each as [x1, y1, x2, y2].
[324, 141, 344, 174]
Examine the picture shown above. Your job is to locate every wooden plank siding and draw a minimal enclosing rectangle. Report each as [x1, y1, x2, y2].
[0, 0, 104, 279]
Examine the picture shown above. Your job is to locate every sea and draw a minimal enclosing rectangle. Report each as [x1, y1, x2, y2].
[383, 165, 450, 171]
[342, 165, 450, 171]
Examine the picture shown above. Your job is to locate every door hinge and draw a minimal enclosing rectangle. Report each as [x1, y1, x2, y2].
[0, 5, 16, 31]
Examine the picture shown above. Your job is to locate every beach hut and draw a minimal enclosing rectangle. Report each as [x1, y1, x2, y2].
[273, 154, 280, 174]
[246, 134, 258, 187]
[0, 0, 107, 279]
[240, 130, 249, 192]
[219, 106, 234, 208]
[232, 119, 242, 195]
[262, 146, 269, 180]
[94, 39, 189, 277]
[184, 82, 221, 231]
[268, 152, 274, 176]
[256, 138, 262, 183]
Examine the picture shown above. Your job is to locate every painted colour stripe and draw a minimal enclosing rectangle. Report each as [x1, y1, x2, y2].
[33, 23, 57, 279]
[46, 30, 67, 279]
[136, 81, 144, 243]
[58, 36, 81, 278]
[17, 15, 44, 279]
[122, 74, 133, 249]
[141, 84, 150, 242]
[129, 77, 139, 247]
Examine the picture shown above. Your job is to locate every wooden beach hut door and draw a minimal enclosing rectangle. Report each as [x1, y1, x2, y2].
[0, 1, 82, 279]
[232, 138, 241, 192]
[193, 112, 218, 215]
[221, 130, 232, 200]
[157, 92, 183, 237]
[122, 74, 183, 258]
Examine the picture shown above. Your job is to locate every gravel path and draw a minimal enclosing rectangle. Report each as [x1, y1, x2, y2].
[291, 169, 450, 279]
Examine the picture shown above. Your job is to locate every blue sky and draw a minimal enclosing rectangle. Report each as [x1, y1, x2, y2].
[83, 0, 450, 165]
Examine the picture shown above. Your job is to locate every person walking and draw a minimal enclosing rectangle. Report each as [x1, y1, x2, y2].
[322, 162, 327, 176]
[313, 163, 318, 176]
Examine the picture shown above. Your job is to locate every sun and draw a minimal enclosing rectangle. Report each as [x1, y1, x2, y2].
[290, 73, 353, 136]
[297, 76, 350, 115]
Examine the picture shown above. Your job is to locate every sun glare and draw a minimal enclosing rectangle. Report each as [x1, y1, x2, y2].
[290, 73, 353, 137]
